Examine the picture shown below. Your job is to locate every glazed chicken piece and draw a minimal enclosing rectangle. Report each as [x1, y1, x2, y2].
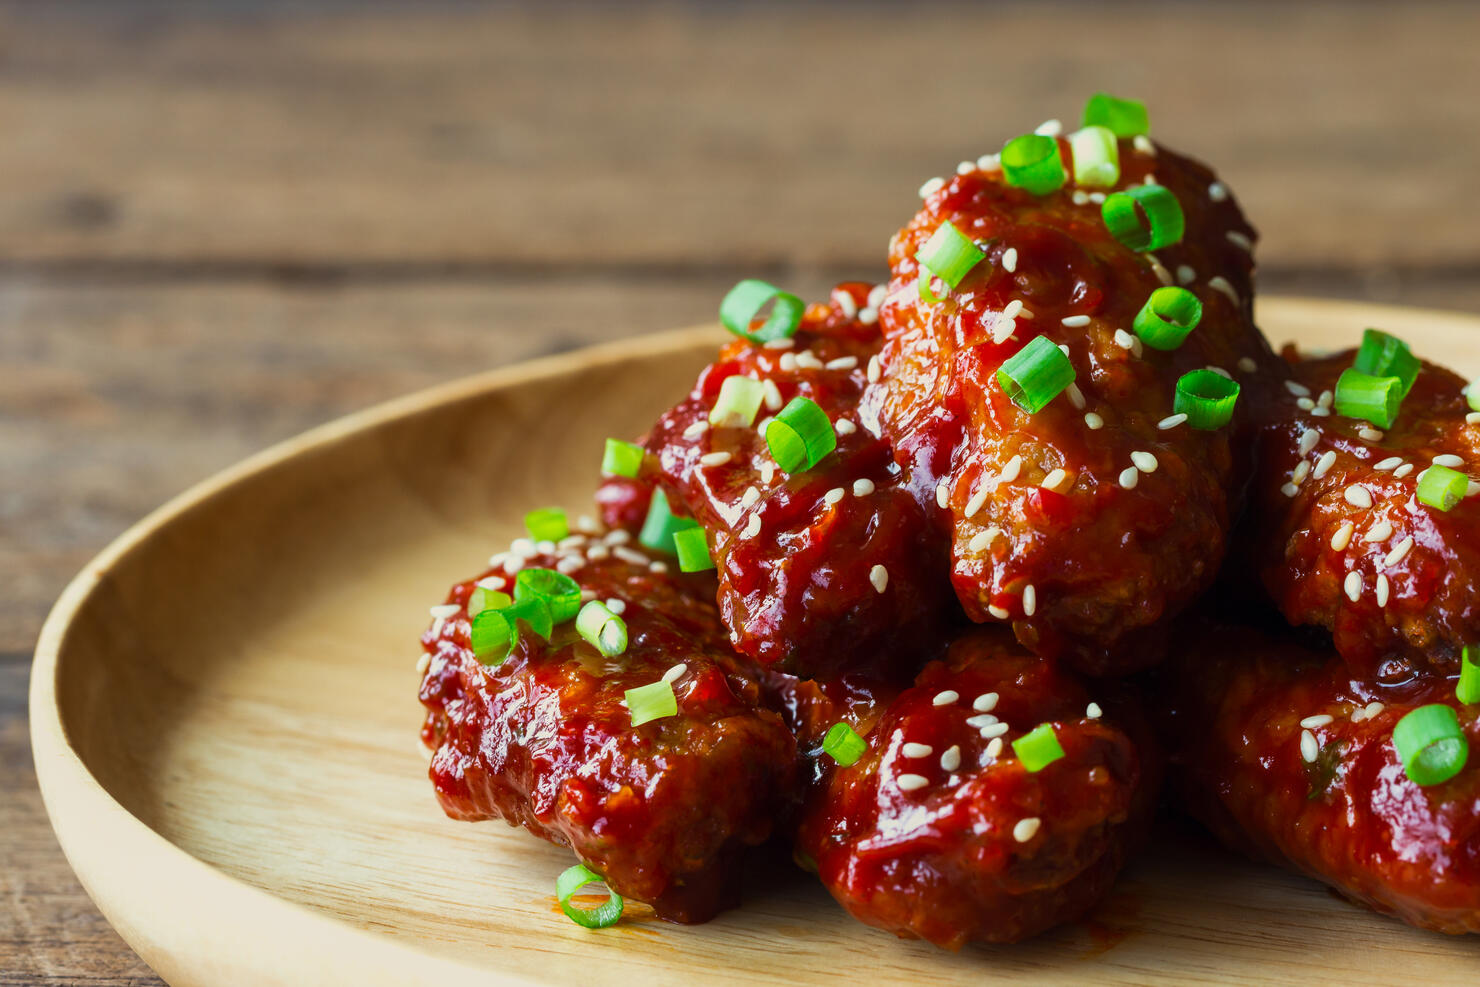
[873, 137, 1275, 674]
[598, 282, 954, 679]
[1163, 619, 1480, 934]
[1246, 347, 1480, 678]
[417, 535, 797, 923]
[777, 629, 1154, 948]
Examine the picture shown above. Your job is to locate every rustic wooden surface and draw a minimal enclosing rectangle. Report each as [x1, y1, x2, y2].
[4, 2, 1480, 983]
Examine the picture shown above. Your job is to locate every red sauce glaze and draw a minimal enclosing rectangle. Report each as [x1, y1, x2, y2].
[1162, 620, 1480, 934]
[417, 541, 798, 923]
[783, 630, 1155, 948]
[874, 141, 1276, 674]
[598, 283, 954, 678]
[1248, 349, 1480, 678]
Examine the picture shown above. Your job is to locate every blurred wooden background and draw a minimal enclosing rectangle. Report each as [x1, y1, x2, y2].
[4, 2, 1479, 981]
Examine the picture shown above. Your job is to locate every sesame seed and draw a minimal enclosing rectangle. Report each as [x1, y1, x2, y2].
[826, 356, 859, 372]
[1086, 702, 1103, 719]
[476, 575, 507, 591]
[416, 653, 431, 674]
[966, 713, 999, 729]
[1330, 521, 1355, 551]
[833, 290, 859, 320]
[1238, 356, 1258, 373]
[760, 379, 783, 412]
[1375, 573, 1390, 606]
[760, 461, 776, 485]
[1301, 714, 1334, 729]
[1158, 413, 1188, 430]
[1042, 468, 1070, 493]
[663, 663, 687, 683]
[1298, 397, 1316, 411]
[1176, 264, 1196, 285]
[867, 355, 881, 383]
[1383, 537, 1414, 567]
[919, 176, 945, 198]
[1085, 411, 1105, 430]
[576, 514, 600, 535]
[1000, 455, 1023, 483]
[738, 513, 764, 539]
[1035, 118, 1063, 137]
[977, 153, 1001, 172]
[536, 540, 557, 555]
[1014, 817, 1042, 842]
[683, 420, 710, 440]
[1374, 456, 1402, 471]
[1468, 412, 1480, 425]
[430, 603, 460, 620]
[1344, 485, 1373, 508]
[822, 487, 845, 507]
[1144, 174, 1159, 186]
[586, 544, 610, 561]
[965, 485, 989, 517]
[649, 561, 667, 574]
[1133, 135, 1156, 155]
[1209, 181, 1229, 202]
[1365, 701, 1385, 719]
[968, 529, 996, 553]
[1065, 383, 1086, 410]
[988, 604, 1010, 620]
[1002, 299, 1024, 319]
[957, 160, 976, 176]
[1363, 520, 1393, 543]
[1120, 466, 1140, 489]
[1358, 427, 1384, 442]
[1113, 328, 1137, 350]
[834, 418, 857, 436]
[973, 692, 1000, 713]
[1309, 450, 1337, 480]
[795, 350, 825, 371]
[1226, 231, 1253, 251]
[1434, 454, 1465, 468]
[613, 546, 648, 566]
[1131, 451, 1159, 473]
[580, 589, 597, 603]
[986, 737, 1005, 758]
[1280, 483, 1299, 498]
[858, 307, 878, 326]
[1062, 314, 1091, 328]
[940, 745, 962, 772]
[1002, 247, 1019, 272]
[606, 598, 627, 614]
[1149, 258, 1174, 285]
[1297, 429, 1320, 456]
[511, 537, 538, 558]
[1089, 193, 1106, 204]
[1209, 277, 1239, 303]
[1285, 380, 1311, 398]
[936, 483, 950, 508]
[852, 478, 875, 497]
[1317, 390, 1333, 410]
[870, 565, 889, 593]
[933, 690, 960, 707]
[1300, 729, 1319, 763]
[866, 284, 889, 310]
[1292, 461, 1310, 485]
[557, 535, 587, 551]
[556, 556, 583, 575]
[902, 742, 933, 758]
[980, 722, 1010, 739]
[897, 773, 930, 792]
[741, 486, 761, 509]
[1023, 584, 1037, 616]
[1344, 571, 1362, 602]
[700, 451, 733, 467]
[606, 529, 632, 547]
[1393, 463, 1414, 479]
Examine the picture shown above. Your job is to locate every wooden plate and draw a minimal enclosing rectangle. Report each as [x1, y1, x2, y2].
[32, 298, 1480, 985]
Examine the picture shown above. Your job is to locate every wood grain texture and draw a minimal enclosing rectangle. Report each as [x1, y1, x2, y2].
[28, 301, 1480, 986]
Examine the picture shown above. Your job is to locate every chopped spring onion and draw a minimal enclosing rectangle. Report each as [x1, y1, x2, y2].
[1354, 329, 1420, 397]
[1102, 185, 1185, 252]
[575, 600, 627, 657]
[525, 507, 569, 543]
[997, 335, 1076, 413]
[1012, 723, 1066, 773]
[470, 608, 517, 666]
[1459, 646, 1480, 705]
[1082, 92, 1150, 138]
[1467, 382, 1480, 413]
[639, 488, 699, 555]
[504, 596, 553, 641]
[467, 586, 512, 620]
[822, 722, 867, 767]
[1174, 369, 1241, 429]
[1333, 368, 1403, 429]
[710, 375, 766, 428]
[1001, 134, 1066, 195]
[915, 221, 985, 305]
[765, 396, 837, 473]
[672, 526, 714, 572]
[555, 863, 624, 930]
[1392, 704, 1469, 786]
[626, 679, 678, 727]
[1134, 286, 1203, 350]
[514, 567, 583, 623]
[1068, 125, 1120, 187]
[602, 438, 644, 478]
[719, 279, 804, 344]
[1417, 463, 1467, 512]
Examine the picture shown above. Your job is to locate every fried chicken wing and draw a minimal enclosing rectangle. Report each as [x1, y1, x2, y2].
[417, 536, 798, 923]
[1163, 620, 1480, 934]
[873, 140, 1275, 674]
[780, 630, 1154, 948]
[1247, 348, 1480, 678]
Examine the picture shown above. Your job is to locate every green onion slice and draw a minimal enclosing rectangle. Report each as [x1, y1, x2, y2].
[1392, 704, 1469, 786]
[1068, 125, 1120, 187]
[1333, 368, 1403, 429]
[1082, 92, 1150, 138]
[1417, 464, 1467, 512]
[1174, 369, 1241, 429]
[1353, 329, 1420, 397]
[765, 396, 837, 473]
[1001, 134, 1067, 195]
[672, 526, 714, 572]
[467, 586, 512, 620]
[1458, 646, 1480, 705]
[1102, 185, 1185, 252]
[719, 279, 804, 344]
[626, 679, 678, 727]
[602, 438, 645, 478]
[575, 600, 628, 658]
[915, 220, 985, 296]
[524, 507, 569, 543]
[1012, 722, 1066, 773]
[710, 375, 766, 428]
[638, 488, 700, 555]
[1467, 382, 1480, 413]
[1134, 286, 1203, 350]
[555, 863, 624, 930]
[997, 335, 1076, 413]
[822, 722, 867, 767]
[504, 596, 553, 642]
[470, 608, 517, 666]
[514, 568, 582, 624]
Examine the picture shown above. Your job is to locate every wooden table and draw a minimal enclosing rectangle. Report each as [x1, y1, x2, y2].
[5, 3, 1479, 982]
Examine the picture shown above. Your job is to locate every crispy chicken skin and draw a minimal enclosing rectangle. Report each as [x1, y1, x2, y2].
[873, 140, 1275, 674]
[417, 539, 797, 923]
[598, 282, 953, 678]
[1162, 620, 1480, 934]
[1248, 348, 1480, 678]
[777, 630, 1154, 948]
